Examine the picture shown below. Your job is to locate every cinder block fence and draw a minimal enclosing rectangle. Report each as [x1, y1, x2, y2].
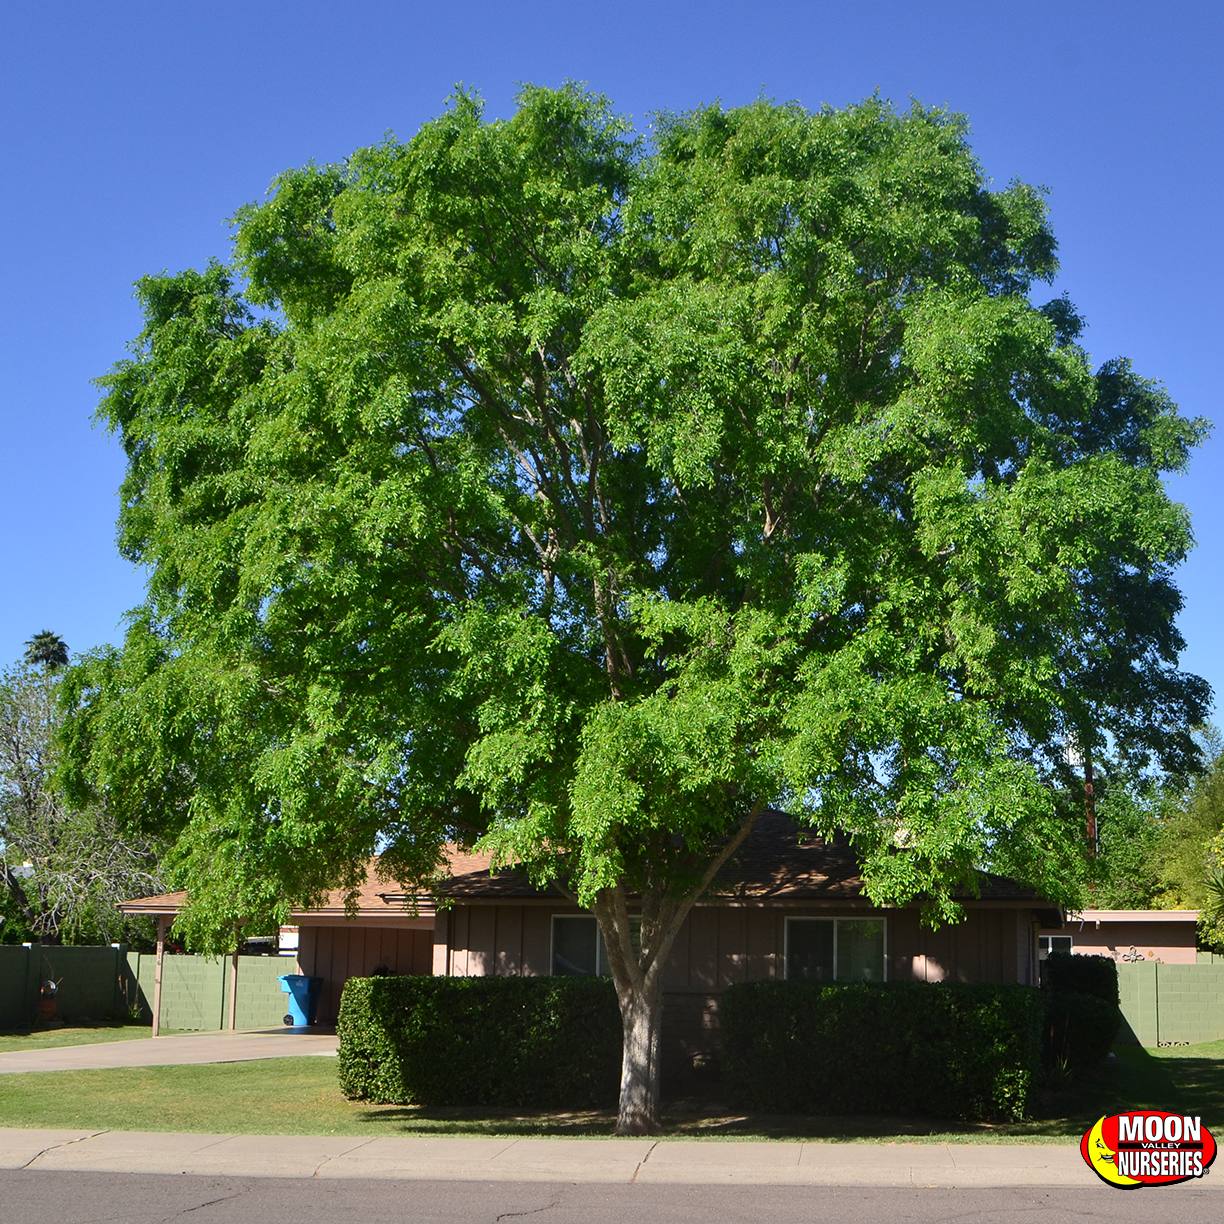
[6, 941, 1223, 1046]
[0, 944, 293, 1032]
[127, 951, 291, 1031]
[0, 943, 135, 1029]
[1117, 961, 1224, 1046]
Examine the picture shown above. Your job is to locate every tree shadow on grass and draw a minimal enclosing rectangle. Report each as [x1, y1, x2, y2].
[1157, 1057, 1224, 1129]
[980, 1044, 1224, 1139]
[353, 1045, 1219, 1141]
[351, 1101, 1082, 1141]
[351, 1103, 985, 1140]
[352, 1105, 618, 1137]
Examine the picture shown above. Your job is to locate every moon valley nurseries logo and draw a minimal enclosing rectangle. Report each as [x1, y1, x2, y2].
[1081, 1111, 1217, 1188]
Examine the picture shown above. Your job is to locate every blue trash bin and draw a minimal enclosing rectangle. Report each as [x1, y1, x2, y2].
[278, 974, 322, 1027]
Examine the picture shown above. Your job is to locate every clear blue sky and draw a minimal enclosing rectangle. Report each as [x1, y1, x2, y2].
[2, 2, 1221, 715]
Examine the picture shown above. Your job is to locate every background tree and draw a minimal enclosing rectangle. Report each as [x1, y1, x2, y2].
[24, 631, 69, 672]
[1087, 771, 1168, 909]
[1154, 743, 1224, 949]
[62, 88, 1209, 1132]
[1, 648, 164, 945]
[1068, 729, 1224, 939]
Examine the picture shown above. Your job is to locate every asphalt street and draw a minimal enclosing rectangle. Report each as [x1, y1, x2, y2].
[1, 1171, 1219, 1224]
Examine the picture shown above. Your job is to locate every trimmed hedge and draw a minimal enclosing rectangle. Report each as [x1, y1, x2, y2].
[721, 981, 1044, 1121]
[1045, 988, 1121, 1074]
[337, 975, 621, 1108]
[1041, 952, 1119, 1006]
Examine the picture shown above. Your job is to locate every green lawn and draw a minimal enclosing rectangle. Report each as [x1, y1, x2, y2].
[0, 1025, 151, 1054]
[0, 1042, 1220, 1141]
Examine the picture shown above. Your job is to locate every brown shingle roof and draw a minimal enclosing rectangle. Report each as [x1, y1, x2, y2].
[439, 810, 1048, 905]
[116, 889, 189, 915]
[119, 812, 1049, 915]
[117, 865, 442, 920]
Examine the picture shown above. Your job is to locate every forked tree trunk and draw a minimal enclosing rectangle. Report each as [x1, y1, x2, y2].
[614, 975, 664, 1134]
[597, 894, 674, 1136]
[596, 805, 765, 1136]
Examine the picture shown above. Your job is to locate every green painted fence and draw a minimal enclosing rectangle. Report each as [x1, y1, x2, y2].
[126, 952, 294, 1032]
[1117, 961, 1224, 1046]
[0, 944, 135, 1028]
[1, 944, 293, 1032]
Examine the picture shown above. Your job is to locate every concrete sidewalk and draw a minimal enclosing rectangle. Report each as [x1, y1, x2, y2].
[0, 1029, 337, 1075]
[0, 1127, 1197, 1187]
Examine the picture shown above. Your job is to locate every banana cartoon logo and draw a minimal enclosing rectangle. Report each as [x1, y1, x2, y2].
[1081, 1112, 1217, 1188]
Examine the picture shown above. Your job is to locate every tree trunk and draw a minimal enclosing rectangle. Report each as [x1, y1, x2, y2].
[595, 805, 764, 1136]
[614, 975, 663, 1135]
[1, 866, 40, 934]
[1084, 749, 1098, 858]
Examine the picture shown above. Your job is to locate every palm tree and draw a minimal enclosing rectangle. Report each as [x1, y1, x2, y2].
[1205, 868, 1224, 924]
[23, 630, 69, 671]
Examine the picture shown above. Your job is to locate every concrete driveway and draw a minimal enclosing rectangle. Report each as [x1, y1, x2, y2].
[0, 1029, 337, 1075]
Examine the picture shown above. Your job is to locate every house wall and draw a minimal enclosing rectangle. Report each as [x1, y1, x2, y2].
[437, 901, 1038, 1074]
[1039, 920, 1198, 964]
[298, 922, 433, 1024]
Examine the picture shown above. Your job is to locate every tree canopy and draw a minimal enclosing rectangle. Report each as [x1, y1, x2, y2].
[1063, 731, 1224, 943]
[61, 86, 1209, 1129]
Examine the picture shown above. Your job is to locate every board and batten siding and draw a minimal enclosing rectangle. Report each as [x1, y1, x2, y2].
[435, 901, 1039, 1070]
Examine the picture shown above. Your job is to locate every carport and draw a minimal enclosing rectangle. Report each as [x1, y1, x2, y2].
[118, 866, 435, 1033]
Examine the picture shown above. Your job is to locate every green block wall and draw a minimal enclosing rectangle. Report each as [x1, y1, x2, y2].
[1117, 961, 1224, 1046]
[0, 945, 37, 1028]
[0, 945, 131, 1028]
[126, 952, 295, 1032]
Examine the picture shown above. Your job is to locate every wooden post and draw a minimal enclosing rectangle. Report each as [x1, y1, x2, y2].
[227, 942, 240, 1031]
[151, 916, 168, 1038]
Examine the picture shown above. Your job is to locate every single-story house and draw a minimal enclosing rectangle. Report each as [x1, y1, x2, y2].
[1039, 909, 1200, 965]
[121, 811, 1060, 1064]
[436, 811, 1058, 1073]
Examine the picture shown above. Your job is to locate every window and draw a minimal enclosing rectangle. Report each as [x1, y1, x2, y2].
[1039, 935, 1072, 960]
[550, 914, 641, 976]
[552, 915, 609, 976]
[785, 917, 886, 983]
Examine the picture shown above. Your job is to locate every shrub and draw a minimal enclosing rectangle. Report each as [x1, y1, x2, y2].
[720, 981, 1044, 1122]
[1040, 953, 1122, 1074]
[1041, 952, 1119, 1006]
[337, 975, 621, 1108]
[1044, 989, 1121, 1074]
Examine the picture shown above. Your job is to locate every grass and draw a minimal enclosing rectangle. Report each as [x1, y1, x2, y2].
[0, 1024, 151, 1054]
[0, 1042, 1221, 1142]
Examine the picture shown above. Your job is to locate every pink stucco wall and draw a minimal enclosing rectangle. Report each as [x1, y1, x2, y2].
[1043, 918, 1198, 965]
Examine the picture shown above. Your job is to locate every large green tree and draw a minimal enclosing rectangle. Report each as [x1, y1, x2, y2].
[62, 88, 1208, 1132]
